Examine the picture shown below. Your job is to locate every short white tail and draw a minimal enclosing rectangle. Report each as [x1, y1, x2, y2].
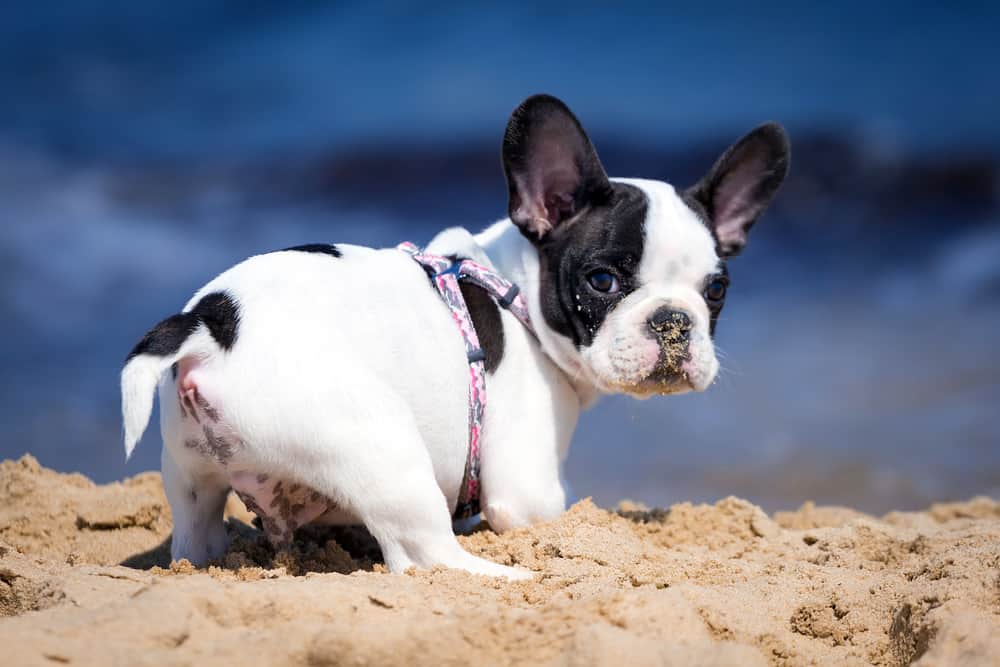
[121, 327, 214, 459]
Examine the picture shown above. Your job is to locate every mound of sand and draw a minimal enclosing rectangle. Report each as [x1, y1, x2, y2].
[2, 454, 998, 666]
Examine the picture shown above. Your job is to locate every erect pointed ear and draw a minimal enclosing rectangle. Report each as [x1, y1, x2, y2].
[502, 94, 612, 243]
[686, 123, 790, 257]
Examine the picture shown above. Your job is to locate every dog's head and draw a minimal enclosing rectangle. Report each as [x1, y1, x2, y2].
[503, 95, 789, 397]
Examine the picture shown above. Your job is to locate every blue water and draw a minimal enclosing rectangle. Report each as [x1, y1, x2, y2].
[1, 3, 998, 513]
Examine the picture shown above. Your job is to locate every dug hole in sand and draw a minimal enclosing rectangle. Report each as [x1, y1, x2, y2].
[1, 454, 999, 666]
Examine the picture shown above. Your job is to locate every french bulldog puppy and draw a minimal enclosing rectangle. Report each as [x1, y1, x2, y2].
[121, 94, 789, 580]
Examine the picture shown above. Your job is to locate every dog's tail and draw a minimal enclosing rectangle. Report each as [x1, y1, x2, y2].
[121, 292, 239, 460]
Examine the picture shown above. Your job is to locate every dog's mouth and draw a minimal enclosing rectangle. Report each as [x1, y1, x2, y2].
[596, 370, 695, 399]
[602, 348, 716, 398]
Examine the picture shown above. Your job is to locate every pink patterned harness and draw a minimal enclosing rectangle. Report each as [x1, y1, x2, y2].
[398, 242, 535, 519]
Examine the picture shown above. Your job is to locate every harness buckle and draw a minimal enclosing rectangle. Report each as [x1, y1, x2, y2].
[433, 262, 463, 279]
[497, 284, 520, 308]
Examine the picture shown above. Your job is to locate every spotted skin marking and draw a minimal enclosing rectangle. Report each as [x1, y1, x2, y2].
[184, 437, 212, 460]
[179, 385, 221, 425]
[182, 425, 241, 465]
[231, 474, 339, 548]
[194, 391, 220, 422]
[173, 377, 335, 547]
[183, 394, 199, 423]
[202, 424, 238, 464]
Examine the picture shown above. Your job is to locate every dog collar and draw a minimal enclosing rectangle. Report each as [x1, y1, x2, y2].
[398, 241, 534, 519]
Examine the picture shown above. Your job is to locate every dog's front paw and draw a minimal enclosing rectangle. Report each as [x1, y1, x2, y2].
[483, 501, 521, 533]
[483, 497, 563, 534]
[499, 566, 534, 582]
[460, 557, 533, 581]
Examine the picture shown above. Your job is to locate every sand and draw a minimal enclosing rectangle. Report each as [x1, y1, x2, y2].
[1, 455, 999, 666]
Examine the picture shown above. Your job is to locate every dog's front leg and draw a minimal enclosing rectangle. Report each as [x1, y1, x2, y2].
[480, 355, 580, 533]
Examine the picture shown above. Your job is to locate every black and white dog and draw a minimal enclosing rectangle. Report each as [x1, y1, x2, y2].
[121, 95, 789, 580]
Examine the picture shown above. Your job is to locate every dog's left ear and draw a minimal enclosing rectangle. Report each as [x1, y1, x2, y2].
[686, 123, 790, 257]
[502, 94, 612, 244]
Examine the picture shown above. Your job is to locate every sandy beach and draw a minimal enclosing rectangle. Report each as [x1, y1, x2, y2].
[1, 454, 998, 666]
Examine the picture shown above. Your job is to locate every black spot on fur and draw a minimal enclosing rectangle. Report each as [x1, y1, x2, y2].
[282, 243, 342, 257]
[460, 282, 505, 373]
[192, 292, 240, 351]
[126, 291, 241, 361]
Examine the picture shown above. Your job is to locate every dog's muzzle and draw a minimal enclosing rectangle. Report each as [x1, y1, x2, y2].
[646, 306, 694, 384]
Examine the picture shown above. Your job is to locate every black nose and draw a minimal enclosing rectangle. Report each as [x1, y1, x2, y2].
[648, 307, 693, 334]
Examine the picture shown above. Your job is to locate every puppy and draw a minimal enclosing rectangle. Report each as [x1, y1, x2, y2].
[121, 95, 789, 579]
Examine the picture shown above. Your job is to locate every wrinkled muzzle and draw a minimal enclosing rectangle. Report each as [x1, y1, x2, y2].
[583, 298, 720, 397]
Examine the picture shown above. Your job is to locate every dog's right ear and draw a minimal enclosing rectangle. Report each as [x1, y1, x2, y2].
[502, 95, 612, 244]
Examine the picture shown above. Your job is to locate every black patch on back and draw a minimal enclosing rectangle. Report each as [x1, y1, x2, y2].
[126, 291, 241, 362]
[460, 282, 505, 373]
[282, 243, 342, 257]
[535, 182, 648, 347]
[191, 292, 240, 351]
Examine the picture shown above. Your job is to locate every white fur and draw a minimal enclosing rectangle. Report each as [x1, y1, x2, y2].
[120, 179, 722, 579]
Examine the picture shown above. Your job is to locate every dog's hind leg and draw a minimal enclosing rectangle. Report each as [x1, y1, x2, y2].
[279, 388, 531, 581]
[161, 444, 230, 566]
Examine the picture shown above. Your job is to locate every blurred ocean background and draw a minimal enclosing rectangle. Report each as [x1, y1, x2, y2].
[1, 2, 998, 513]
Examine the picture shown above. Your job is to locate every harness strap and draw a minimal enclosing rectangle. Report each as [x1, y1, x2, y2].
[397, 241, 534, 519]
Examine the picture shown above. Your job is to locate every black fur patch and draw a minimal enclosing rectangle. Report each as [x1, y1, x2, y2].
[460, 282, 505, 373]
[282, 243, 342, 257]
[535, 182, 648, 348]
[126, 291, 241, 361]
[189, 292, 240, 351]
[704, 263, 729, 337]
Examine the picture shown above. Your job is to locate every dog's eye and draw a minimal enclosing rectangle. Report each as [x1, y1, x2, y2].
[587, 271, 620, 294]
[704, 279, 727, 303]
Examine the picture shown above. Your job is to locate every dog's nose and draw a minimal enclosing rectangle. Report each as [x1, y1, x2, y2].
[648, 307, 693, 334]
